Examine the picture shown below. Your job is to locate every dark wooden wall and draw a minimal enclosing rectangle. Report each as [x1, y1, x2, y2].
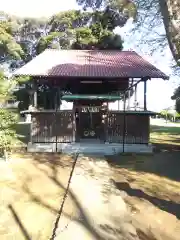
[107, 112, 149, 144]
[30, 111, 150, 144]
[31, 111, 74, 143]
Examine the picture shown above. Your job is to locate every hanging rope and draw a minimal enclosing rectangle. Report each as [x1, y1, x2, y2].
[49, 152, 79, 240]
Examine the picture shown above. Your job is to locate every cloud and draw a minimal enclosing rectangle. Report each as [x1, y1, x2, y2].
[0, 0, 79, 17]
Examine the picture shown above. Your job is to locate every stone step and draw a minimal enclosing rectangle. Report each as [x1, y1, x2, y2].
[27, 143, 153, 154]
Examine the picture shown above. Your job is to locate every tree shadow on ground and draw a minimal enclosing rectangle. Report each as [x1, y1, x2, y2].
[22, 154, 125, 240]
[150, 125, 180, 136]
[112, 181, 180, 219]
[106, 141, 180, 182]
[23, 152, 74, 168]
[8, 204, 32, 240]
[12, 152, 173, 240]
[153, 142, 180, 153]
[136, 229, 165, 240]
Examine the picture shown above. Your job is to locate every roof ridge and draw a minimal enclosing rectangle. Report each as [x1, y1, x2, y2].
[43, 49, 136, 53]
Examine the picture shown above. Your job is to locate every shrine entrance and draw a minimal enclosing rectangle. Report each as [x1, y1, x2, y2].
[75, 105, 103, 140]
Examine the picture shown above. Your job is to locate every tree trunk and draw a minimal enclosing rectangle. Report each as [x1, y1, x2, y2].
[159, 0, 180, 63]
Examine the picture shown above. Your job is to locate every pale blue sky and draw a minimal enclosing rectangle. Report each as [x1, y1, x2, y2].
[0, 0, 80, 17]
[0, 0, 177, 111]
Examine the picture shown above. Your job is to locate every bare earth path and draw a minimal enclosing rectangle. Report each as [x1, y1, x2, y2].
[55, 154, 138, 240]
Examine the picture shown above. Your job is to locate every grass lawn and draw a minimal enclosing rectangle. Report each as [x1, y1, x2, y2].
[0, 153, 79, 240]
[106, 124, 180, 239]
[150, 124, 180, 148]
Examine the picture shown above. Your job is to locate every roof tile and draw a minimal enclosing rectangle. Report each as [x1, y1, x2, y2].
[14, 49, 169, 79]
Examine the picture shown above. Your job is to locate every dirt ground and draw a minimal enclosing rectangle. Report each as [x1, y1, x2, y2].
[0, 122, 180, 240]
[0, 152, 140, 240]
[0, 153, 79, 240]
[106, 123, 180, 240]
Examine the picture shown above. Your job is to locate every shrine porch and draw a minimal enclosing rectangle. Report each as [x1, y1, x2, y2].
[23, 109, 155, 153]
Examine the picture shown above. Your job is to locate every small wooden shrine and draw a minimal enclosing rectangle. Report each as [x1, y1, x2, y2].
[14, 49, 169, 147]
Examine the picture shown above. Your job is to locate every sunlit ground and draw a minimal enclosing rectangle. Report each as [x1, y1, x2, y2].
[106, 122, 180, 239]
[0, 154, 78, 240]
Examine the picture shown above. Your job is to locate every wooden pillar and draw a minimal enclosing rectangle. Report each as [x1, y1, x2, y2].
[30, 115, 33, 143]
[32, 81, 38, 108]
[134, 84, 137, 111]
[57, 87, 60, 110]
[102, 102, 108, 142]
[127, 93, 130, 110]
[118, 100, 120, 110]
[34, 91, 37, 108]
[123, 96, 126, 110]
[144, 79, 147, 111]
[72, 102, 76, 142]
[44, 89, 47, 109]
[127, 81, 131, 110]
[55, 88, 58, 152]
[74, 102, 80, 142]
[28, 88, 33, 107]
[122, 94, 126, 153]
[127, 78, 133, 110]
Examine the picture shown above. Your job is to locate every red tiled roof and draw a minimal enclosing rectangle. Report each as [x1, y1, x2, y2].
[14, 49, 169, 79]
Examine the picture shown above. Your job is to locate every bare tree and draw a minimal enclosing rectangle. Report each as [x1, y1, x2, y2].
[159, 0, 180, 63]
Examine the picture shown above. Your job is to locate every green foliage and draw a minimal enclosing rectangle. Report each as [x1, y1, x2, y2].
[0, 109, 17, 130]
[0, 72, 16, 102]
[35, 9, 124, 53]
[20, 17, 47, 40]
[160, 110, 180, 118]
[0, 21, 24, 60]
[0, 72, 18, 157]
[73, 27, 98, 48]
[69, 9, 124, 50]
[14, 87, 29, 112]
[13, 76, 32, 111]
[2, 7, 125, 116]
[59, 38, 71, 49]
[49, 10, 91, 32]
[0, 7, 126, 58]
[15, 76, 31, 84]
[0, 109, 18, 157]
[0, 14, 48, 61]
[98, 31, 123, 49]
[36, 32, 63, 54]
[110, 0, 137, 19]
[6, 41, 24, 60]
[76, 0, 137, 19]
